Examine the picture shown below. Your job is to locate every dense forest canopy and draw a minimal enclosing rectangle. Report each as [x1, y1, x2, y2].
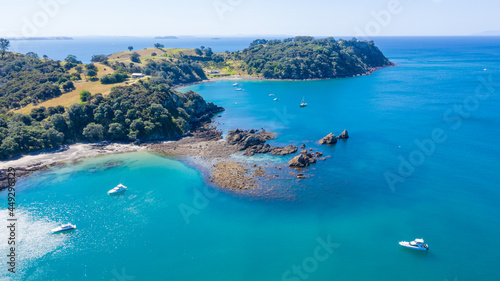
[230, 37, 392, 79]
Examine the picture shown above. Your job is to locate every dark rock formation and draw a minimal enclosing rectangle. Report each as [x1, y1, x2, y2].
[226, 129, 276, 150]
[319, 133, 338, 144]
[300, 144, 306, 149]
[288, 153, 317, 168]
[337, 129, 349, 139]
[269, 145, 298, 156]
[227, 129, 297, 157]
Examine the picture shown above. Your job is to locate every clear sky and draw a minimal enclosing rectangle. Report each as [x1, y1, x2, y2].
[1, 0, 499, 37]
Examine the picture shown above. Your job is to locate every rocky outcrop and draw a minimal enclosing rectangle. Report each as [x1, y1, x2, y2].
[227, 129, 298, 157]
[319, 133, 338, 144]
[337, 129, 349, 139]
[270, 145, 298, 156]
[243, 144, 272, 156]
[227, 129, 276, 150]
[288, 153, 317, 168]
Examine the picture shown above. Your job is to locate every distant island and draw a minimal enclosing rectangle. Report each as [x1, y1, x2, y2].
[0, 36, 392, 161]
[8, 37, 73, 40]
[154, 36, 178, 39]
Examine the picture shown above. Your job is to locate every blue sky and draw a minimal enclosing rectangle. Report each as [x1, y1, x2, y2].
[1, 0, 499, 37]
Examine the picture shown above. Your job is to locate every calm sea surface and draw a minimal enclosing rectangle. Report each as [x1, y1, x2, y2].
[1, 37, 500, 281]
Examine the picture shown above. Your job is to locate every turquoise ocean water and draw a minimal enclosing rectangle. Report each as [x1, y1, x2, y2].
[1, 37, 500, 280]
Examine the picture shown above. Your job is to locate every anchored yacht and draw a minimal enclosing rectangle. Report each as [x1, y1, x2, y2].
[108, 183, 127, 195]
[399, 238, 429, 251]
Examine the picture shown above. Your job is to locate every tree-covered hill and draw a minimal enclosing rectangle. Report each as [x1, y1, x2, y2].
[0, 53, 81, 111]
[0, 80, 223, 159]
[0, 52, 223, 160]
[230, 37, 393, 79]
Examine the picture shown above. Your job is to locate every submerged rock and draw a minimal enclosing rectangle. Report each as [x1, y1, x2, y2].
[319, 133, 338, 145]
[337, 129, 349, 139]
[297, 173, 306, 179]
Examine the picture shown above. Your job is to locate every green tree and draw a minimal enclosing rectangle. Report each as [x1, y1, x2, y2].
[0, 38, 9, 59]
[82, 123, 104, 141]
[108, 123, 125, 140]
[65, 54, 82, 64]
[154, 43, 164, 49]
[30, 107, 47, 121]
[50, 114, 68, 133]
[79, 90, 92, 102]
[26, 52, 39, 59]
[62, 81, 75, 92]
[86, 69, 98, 79]
[43, 128, 64, 147]
[91, 54, 107, 63]
[130, 52, 141, 63]
[0, 137, 19, 159]
[205, 47, 213, 57]
[128, 46, 133, 51]
[194, 48, 203, 56]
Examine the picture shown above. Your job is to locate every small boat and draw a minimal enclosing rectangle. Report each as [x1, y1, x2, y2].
[108, 183, 127, 195]
[233, 83, 238, 86]
[269, 94, 275, 97]
[274, 98, 278, 101]
[300, 97, 307, 107]
[51, 223, 76, 234]
[399, 238, 429, 251]
[235, 88, 243, 91]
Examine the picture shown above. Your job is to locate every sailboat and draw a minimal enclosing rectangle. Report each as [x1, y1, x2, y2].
[300, 97, 307, 107]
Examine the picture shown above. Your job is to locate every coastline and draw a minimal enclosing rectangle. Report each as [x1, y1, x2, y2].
[0, 142, 145, 188]
[174, 65, 393, 89]
[0, 124, 318, 198]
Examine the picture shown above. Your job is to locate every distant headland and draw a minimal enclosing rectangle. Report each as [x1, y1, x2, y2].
[154, 36, 178, 39]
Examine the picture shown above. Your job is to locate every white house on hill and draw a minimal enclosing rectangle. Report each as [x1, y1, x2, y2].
[132, 73, 145, 78]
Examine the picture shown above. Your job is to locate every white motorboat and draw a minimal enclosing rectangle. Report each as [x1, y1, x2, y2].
[300, 97, 307, 107]
[108, 183, 127, 195]
[51, 223, 76, 234]
[399, 238, 429, 251]
[233, 83, 238, 86]
[235, 88, 243, 91]
[269, 94, 275, 96]
[274, 98, 278, 101]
